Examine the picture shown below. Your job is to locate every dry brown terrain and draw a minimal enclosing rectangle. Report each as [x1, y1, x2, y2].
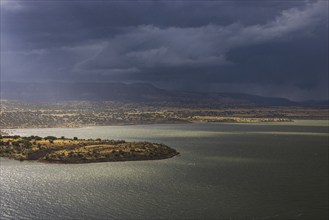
[1, 100, 328, 129]
[0, 135, 179, 163]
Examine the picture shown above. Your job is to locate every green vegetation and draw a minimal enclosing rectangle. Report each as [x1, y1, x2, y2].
[0, 135, 179, 164]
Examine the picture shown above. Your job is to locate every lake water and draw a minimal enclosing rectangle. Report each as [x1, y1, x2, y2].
[1, 121, 328, 219]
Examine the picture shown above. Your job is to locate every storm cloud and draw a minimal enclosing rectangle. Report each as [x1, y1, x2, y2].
[1, 0, 328, 100]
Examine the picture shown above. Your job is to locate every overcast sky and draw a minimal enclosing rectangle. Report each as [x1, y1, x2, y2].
[1, 0, 328, 101]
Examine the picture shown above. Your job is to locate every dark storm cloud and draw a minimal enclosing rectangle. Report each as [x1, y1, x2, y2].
[1, 0, 302, 50]
[0, 0, 328, 100]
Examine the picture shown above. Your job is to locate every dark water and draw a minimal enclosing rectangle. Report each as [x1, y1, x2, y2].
[1, 121, 328, 219]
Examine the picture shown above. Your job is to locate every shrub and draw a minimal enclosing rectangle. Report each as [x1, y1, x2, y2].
[34, 136, 42, 141]
[44, 136, 57, 141]
[22, 140, 32, 148]
[12, 141, 20, 147]
[12, 135, 20, 139]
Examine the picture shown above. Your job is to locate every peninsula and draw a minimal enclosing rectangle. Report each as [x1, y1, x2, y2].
[0, 135, 179, 164]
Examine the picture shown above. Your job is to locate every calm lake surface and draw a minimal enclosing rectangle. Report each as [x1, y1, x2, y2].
[1, 121, 328, 219]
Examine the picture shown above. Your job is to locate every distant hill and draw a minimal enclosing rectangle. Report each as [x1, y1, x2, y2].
[0, 82, 327, 107]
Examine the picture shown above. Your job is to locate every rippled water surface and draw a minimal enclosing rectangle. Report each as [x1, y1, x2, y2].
[1, 121, 328, 219]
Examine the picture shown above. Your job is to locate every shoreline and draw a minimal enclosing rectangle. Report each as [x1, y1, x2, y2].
[38, 152, 180, 164]
[2, 151, 180, 164]
[3, 118, 329, 133]
[0, 120, 191, 130]
[0, 117, 300, 131]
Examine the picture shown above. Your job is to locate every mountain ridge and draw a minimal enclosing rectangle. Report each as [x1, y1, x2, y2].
[1, 82, 327, 107]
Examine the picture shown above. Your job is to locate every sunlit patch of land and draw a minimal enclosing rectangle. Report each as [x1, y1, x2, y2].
[190, 116, 292, 123]
[0, 135, 179, 164]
